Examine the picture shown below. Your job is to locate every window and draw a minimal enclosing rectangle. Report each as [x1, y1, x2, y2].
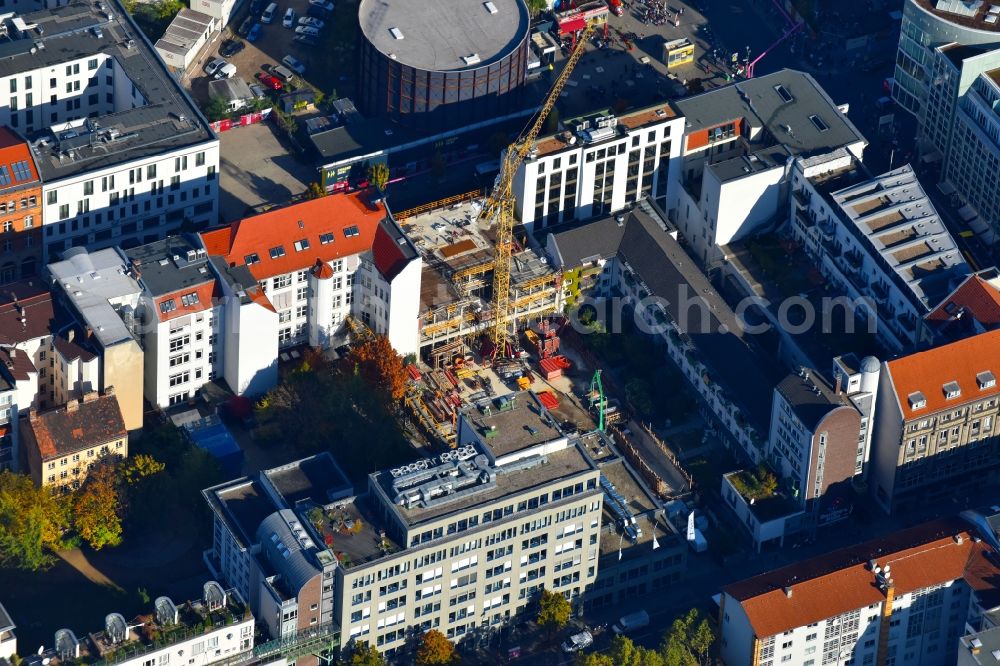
[320, 232, 334, 244]
[59, 204, 69, 220]
[169, 335, 190, 352]
[170, 175, 180, 190]
[196, 152, 206, 167]
[273, 275, 292, 289]
[169, 353, 189, 367]
[245, 253, 260, 265]
[180, 292, 200, 307]
[147, 164, 157, 179]
[47, 191, 57, 205]
[269, 245, 286, 259]
[344, 225, 360, 238]
[169, 372, 190, 387]
[293, 238, 310, 251]
[83, 180, 94, 195]
[159, 299, 177, 314]
[808, 115, 829, 132]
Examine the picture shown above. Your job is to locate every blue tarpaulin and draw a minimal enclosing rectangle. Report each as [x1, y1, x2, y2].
[184, 415, 244, 476]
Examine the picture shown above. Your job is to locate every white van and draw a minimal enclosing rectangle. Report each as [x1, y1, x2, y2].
[261, 2, 278, 24]
[271, 64, 295, 82]
[214, 63, 237, 79]
[612, 610, 650, 635]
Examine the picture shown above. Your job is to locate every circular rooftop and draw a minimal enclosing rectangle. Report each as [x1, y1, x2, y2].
[861, 356, 880, 373]
[358, 0, 530, 72]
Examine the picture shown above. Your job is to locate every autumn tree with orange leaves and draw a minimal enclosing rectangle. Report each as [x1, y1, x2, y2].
[415, 629, 455, 666]
[347, 335, 408, 403]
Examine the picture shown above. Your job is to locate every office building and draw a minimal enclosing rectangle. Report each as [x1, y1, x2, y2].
[0, 127, 42, 285]
[23, 582, 253, 666]
[201, 192, 422, 357]
[48, 248, 146, 429]
[20, 389, 126, 492]
[511, 101, 684, 229]
[789, 163, 970, 352]
[870, 328, 1000, 514]
[671, 69, 866, 267]
[0, 3, 219, 260]
[891, 0, 1000, 121]
[720, 517, 1000, 666]
[925, 267, 1000, 341]
[124, 235, 223, 409]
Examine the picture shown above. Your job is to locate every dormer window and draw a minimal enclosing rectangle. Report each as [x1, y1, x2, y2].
[908, 391, 926, 410]
[943, 381, 961, 399]
[978, 371, 996, 390]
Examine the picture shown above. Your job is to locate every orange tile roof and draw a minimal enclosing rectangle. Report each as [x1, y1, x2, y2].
[725, 519, 1000, 638]
[25, 393, 126, 460]
[153, 281, 220, 323]
[200, 193, 385, 281]
[926, 274, 1000, 326]
[0, 127, 40, 190]
[886, 329, 1000, 418]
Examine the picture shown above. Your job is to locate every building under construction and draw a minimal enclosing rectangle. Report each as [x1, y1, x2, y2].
[399, 198, 562, 361]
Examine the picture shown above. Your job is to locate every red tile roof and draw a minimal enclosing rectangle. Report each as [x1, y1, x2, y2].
[201, 193, 385, 281]
[926, 274, 1000, 326]
[23, 393, 126, 460]
[725, 518, 1000, 638]
[886, 329, 1000, 418]
[372, 223, 409, 282]
[0, 127, 40, 191]
[154, 281, 220, 323]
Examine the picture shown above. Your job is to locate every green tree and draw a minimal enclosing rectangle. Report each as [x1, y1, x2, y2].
[0, 471, 71, 570]
[610, 636, 665, 666]
[120, 454, 165, 487]
[526, 0, 547, 17]
[536, 589, 572, 636]
[415, 629, 454, 665]
[73, 464, 123, 550]
[660, 609, 715, 666]
[306, 182, 327, 199]
[367, 163, 390, 191]
[348, 643, 385, 666]
[575, 654, 614, 666]
[203, 96, 229, 122]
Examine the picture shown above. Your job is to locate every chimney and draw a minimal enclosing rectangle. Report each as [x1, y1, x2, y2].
[103, 385, 115, 397]
[67, 329, 75, 343]
[783, 586, 793, 598]
[82, 390, 99, 404]
[835, 373, 842, 395]
[8, 348, 15, 358]
[66, 399, 80, 413]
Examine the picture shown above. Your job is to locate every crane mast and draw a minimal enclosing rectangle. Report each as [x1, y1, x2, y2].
[482, 23, 597, 355]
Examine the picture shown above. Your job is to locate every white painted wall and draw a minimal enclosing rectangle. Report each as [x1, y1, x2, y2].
[385, 256, 422, 357]
[223, 295, 278, 398]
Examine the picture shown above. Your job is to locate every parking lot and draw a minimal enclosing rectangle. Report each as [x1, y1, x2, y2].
[217, 121, 316, 221]
[184, 0, 358, 106]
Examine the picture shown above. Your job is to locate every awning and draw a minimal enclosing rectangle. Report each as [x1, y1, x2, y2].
[559, 16, 586, 34]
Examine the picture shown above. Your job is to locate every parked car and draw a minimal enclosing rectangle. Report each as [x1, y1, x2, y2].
[294, 34, 319, 46]
[214, 62, 237, 79]
[282, 54, 306, 75]
[271, 64, 295, 82]
[256, 71, 283, 90]
[308, 0, 334, 10]
[204, 57, 226, 76]
[612, 610, 650, 635]
[248, 83, 266, 99]
[246, 22, 262, 41]
[219, 39, 244, 57]
[297, 16, 324, 28]
[260, 2, 278, 23]
[282, 7, 296, 27]
[561, 631, 594, 653]
[294, 25, 319, 37]
[237, 16, 253, 35]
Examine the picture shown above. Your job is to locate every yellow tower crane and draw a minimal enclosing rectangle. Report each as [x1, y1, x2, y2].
[480, 23, 597, 355]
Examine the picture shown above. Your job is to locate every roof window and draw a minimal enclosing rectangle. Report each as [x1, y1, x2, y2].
[774, 84, 793, 103]
[0, 166, 10, 186]
[344, 225, 360, 238]
[159, 299, 176, 314]
[293, 238, 310, 251]
[389, 27, 404, 39]
[180, 292, 200, 307]
[319, 232, 334, 245]
[908, 391, 926, 410]
[269, 245, 286, 259]
[485, 0, 498, 11]
[977, 371, 996, 390]
[809, 115, 829, 132]
[11, 160, 32, 181]
[943, 381, 961, 399]
[245, 252, 260, 265]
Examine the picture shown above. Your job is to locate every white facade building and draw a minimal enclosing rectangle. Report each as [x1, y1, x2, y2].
[0, 3, 219, 261]
[789, 163, 970, 352]
[720, 520, 1000, 666]
[511, 101, 684, 230]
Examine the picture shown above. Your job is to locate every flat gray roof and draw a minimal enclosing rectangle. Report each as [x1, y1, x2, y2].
[203, 478, 278, 548]
[358, 0, 530, 71]
[463, 392, 564, 460]
[674, 69, 866, 158]
[7, 1, 214, 181]
[263, 452, 352, 507]
[124, 235, 213, 298]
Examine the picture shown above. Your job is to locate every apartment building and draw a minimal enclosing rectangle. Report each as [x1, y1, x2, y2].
[201, 192, 422, 357]
[0, 3, 219, 261]
[871, 329, 1000, 514]
[831, 353, 882, 482]
[790, 163, 970, 352]
[203, 453, 353, 641]
[925, 267, 1000, 342]
[124, 236, 223, 408]
[0, 127, 42, 285]
[671, 69, 867, 267]
[23, 582, 253, 666]
[20, 389, 126, 492]
[510, 101, 684, 230]
[720, 517, 1000, 666]
[48, 248, 145, 429]
[767, 369, 862, 523]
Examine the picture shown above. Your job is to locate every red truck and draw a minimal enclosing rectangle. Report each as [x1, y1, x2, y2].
[607, 0, 624, 16]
